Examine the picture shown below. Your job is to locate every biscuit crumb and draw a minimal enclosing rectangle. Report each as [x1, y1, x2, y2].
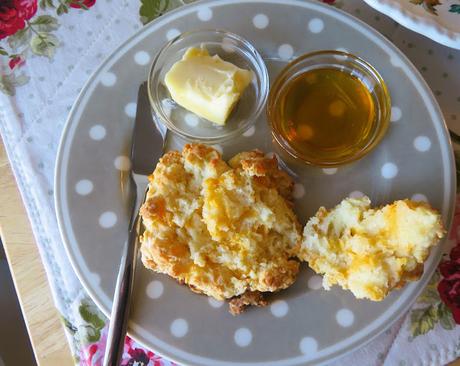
[229, 291, 268, 315]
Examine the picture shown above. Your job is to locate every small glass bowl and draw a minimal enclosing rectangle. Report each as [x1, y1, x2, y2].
[148, 29, 269, 143]
[267, 50, 391, 167]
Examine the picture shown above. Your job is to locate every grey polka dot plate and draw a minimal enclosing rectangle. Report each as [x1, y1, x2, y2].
[55, 1, 456, 365]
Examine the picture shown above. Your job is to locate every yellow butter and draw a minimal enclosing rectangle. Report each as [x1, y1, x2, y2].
[164, 47, 253, 125]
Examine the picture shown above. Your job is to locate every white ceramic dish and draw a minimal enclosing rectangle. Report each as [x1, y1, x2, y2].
[363, 0, 460, 49]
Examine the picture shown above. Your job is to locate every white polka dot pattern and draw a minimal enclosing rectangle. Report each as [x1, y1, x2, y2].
[134, 51, 151, 65]
[124, 103, 137, 118]
[75, 179, 93, 195]
[278, 44, 294, 60]
[270, 300, 289, 317]
[166, 28, 180, 40]
[242, 126, 256, 137]
[99, 211, 117, 229]
[390, 106, 402, 122]
[221, 37, 236, 53]
[300, 337, 318, 354]
[170, 319, 189, 337]
[234, 328, 252, 347]
[336, 309, 354, 327]
[89, 125, 106, 140]
[208, 298, 224, 308]
[197, 7, 213, 21]
[307, 275, 323, 290]
[100, 72, 117, 87]
[413, 136, 431, 152]
[185, 113, 199, 127]
[381, 162, 398, 179]
[322, 168, 337, 175]
[349, 190, 365, 199]
[293, 183, 306, 199]
[308, 18, 324, 33]
[114, 156, 131, 171]
[412, 193, 428, 203]
[146, 280, 164, 299]
[252, 14, 269, 29]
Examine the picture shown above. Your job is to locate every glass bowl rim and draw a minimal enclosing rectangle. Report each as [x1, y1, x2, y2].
[147, 28, 270, 143]
[267, 49, 391, 167]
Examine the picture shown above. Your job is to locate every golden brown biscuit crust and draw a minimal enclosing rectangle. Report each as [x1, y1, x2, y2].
[140, 144, 301, 307]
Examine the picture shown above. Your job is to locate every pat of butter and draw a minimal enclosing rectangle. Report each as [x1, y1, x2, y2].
[164, 47, 253, 125]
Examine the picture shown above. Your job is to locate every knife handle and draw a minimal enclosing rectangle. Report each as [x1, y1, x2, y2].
[103, 214, 140, 366]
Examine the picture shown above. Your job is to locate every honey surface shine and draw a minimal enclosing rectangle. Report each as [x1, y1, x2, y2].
[277, 68, 375, 163]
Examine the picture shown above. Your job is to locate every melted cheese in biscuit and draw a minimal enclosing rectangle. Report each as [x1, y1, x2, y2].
[140, 144, 301, 300]
[299, 197, 445, 301]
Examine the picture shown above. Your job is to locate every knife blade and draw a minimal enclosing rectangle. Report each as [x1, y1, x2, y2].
[131, 82, 167, 176]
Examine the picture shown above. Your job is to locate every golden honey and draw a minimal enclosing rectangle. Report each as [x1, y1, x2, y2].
[276, 68, 376, 164]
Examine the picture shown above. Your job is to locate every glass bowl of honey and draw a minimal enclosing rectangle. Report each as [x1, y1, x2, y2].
[267, 50, 391, 167]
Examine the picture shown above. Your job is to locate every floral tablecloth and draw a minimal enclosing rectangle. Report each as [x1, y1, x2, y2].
[1, 0, 460, 365]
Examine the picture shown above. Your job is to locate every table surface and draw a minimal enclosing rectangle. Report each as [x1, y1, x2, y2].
[0, 140, 74, 366]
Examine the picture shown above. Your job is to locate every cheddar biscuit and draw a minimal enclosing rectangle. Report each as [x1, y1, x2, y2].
[140, 144, 301, 308]
[299, 197, 445, 301]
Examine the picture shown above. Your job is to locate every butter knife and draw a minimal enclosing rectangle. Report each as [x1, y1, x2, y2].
[103, 82, 166, 366]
